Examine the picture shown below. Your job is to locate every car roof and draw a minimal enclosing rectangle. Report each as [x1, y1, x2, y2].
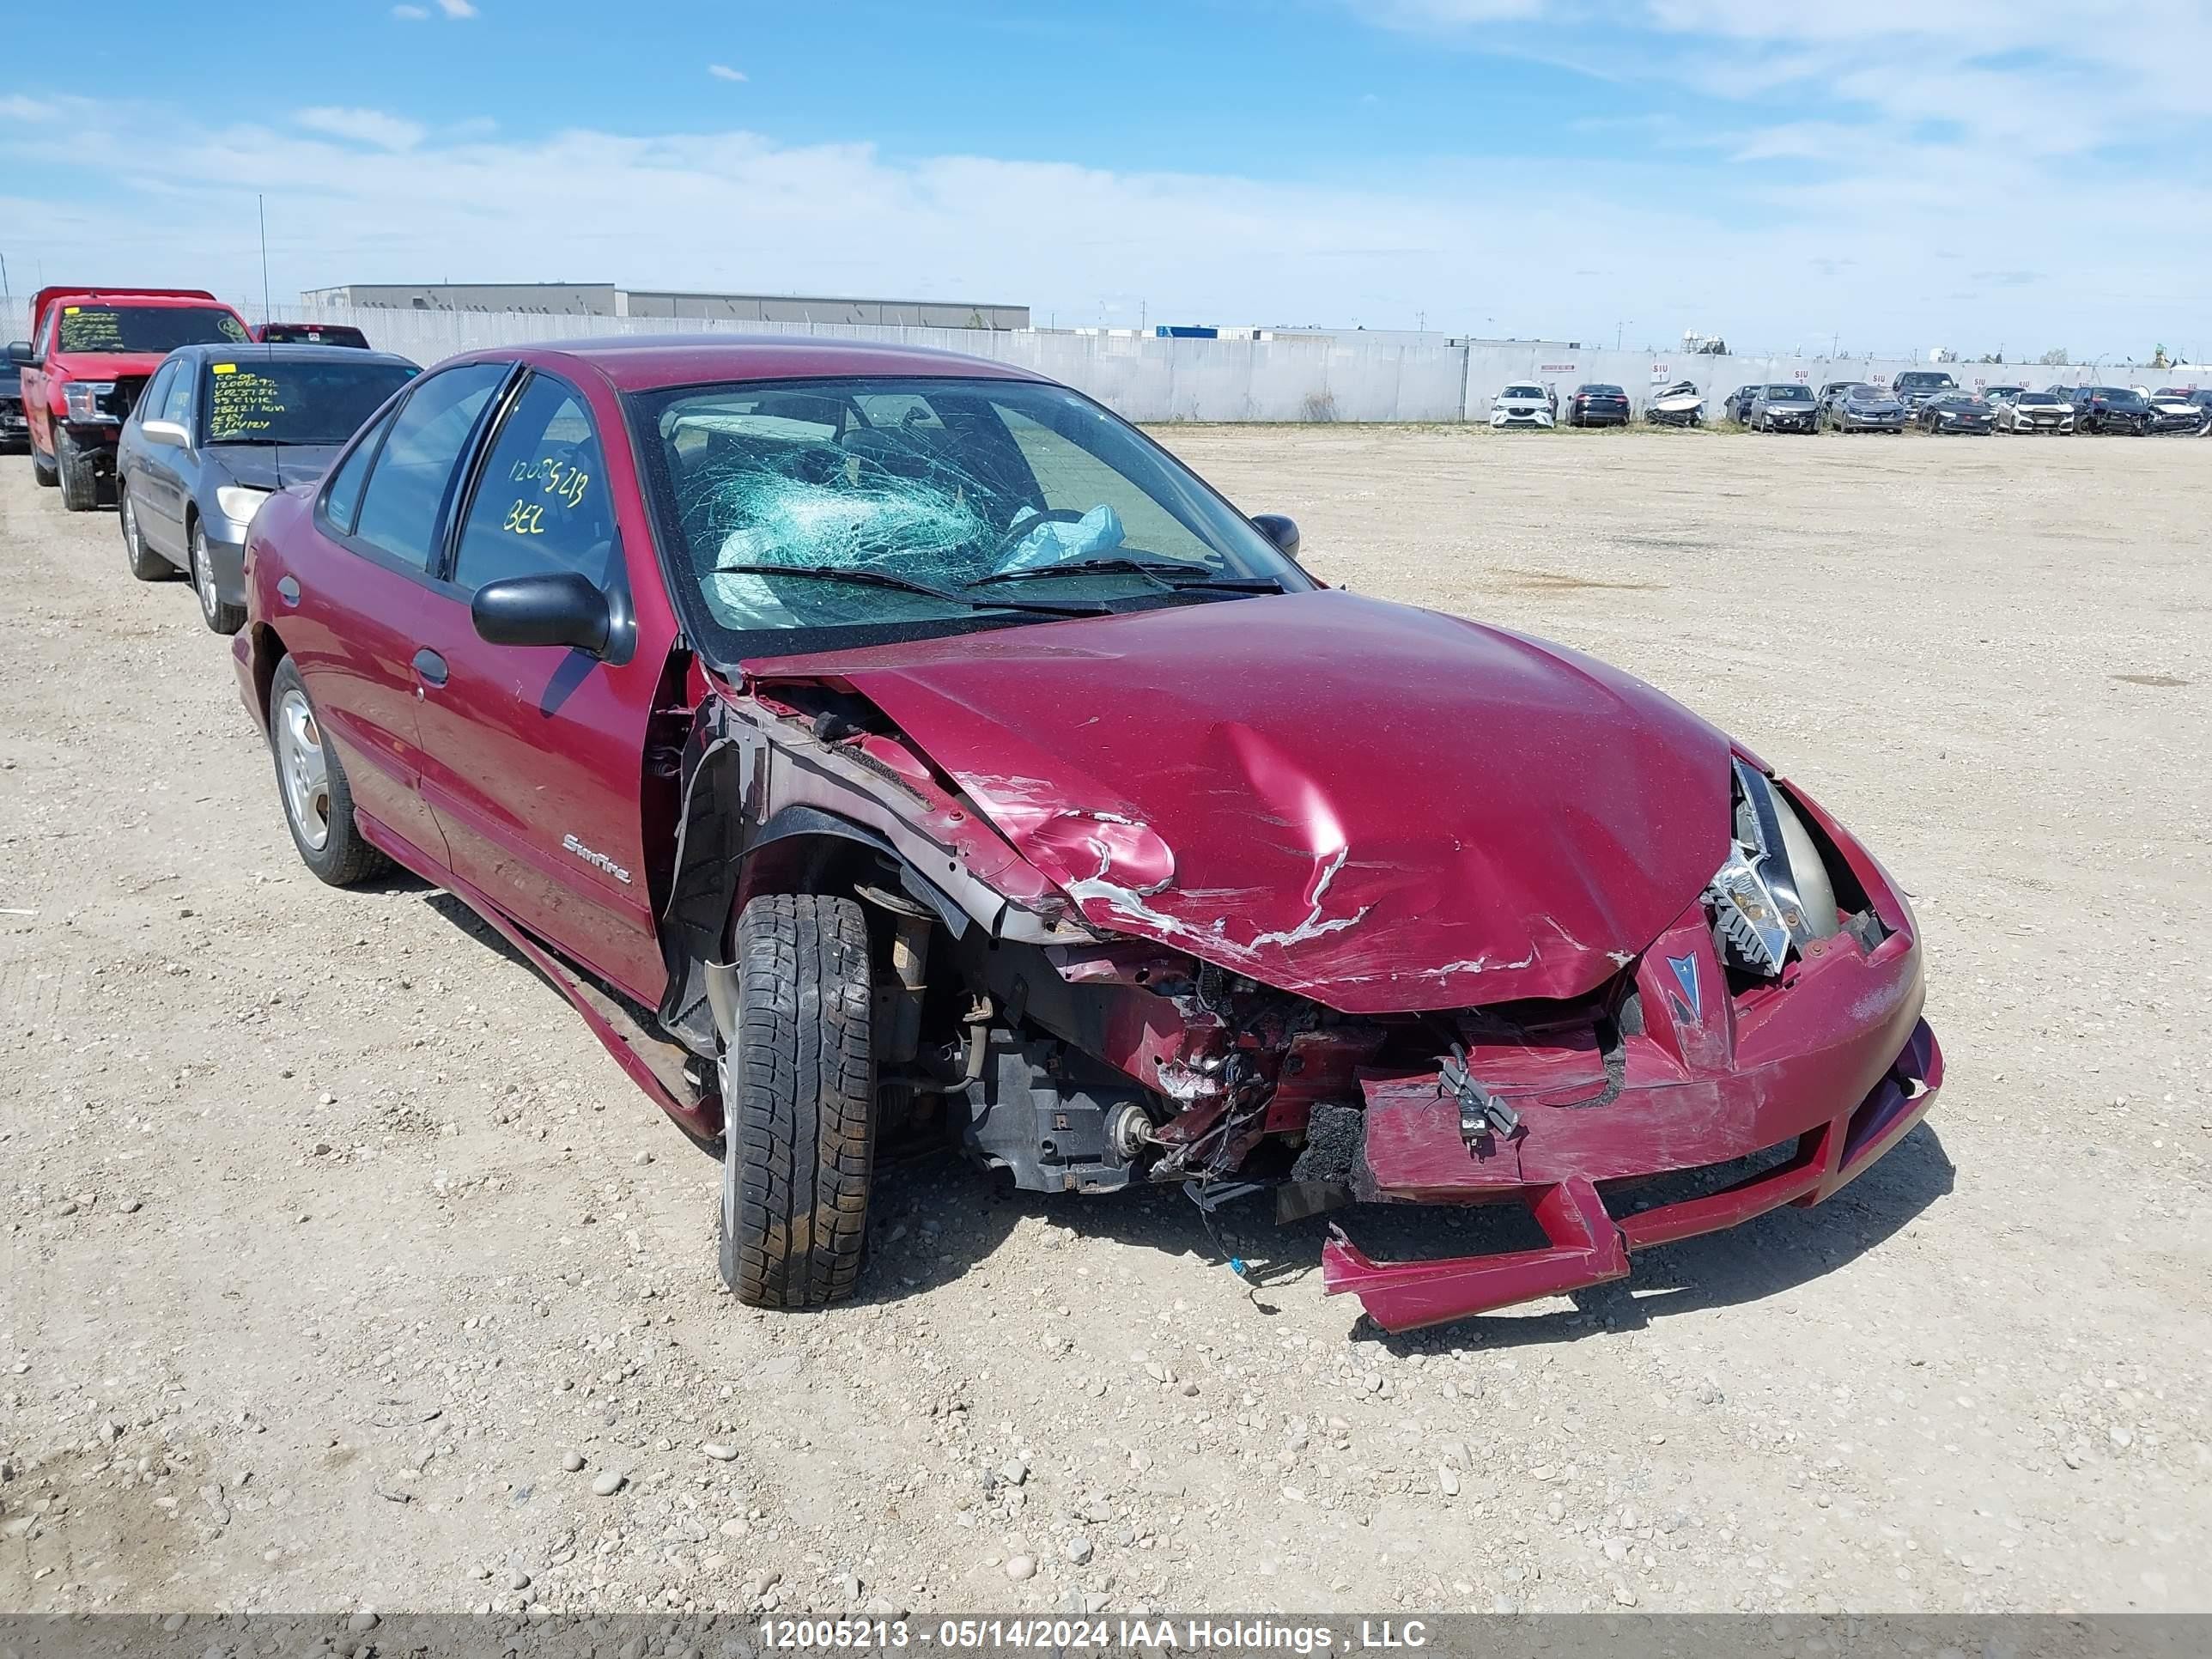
[439, 333, 1047, 394]
[164, 341, 418, 369]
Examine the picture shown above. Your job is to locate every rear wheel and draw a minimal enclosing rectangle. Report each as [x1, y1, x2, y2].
[190, 521, 246, 635]
[718, 893, 876, 1310]
[119, 487, 174, 582]
[267, 656, 391, 887]
[56, 428, 98, 512]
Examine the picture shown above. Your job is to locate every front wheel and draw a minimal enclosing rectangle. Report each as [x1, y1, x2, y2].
[267, 656, 391, 887]
[718, 893, 876, 1310]
[56, 428, 98, 512]
[190, 522, 246, 634]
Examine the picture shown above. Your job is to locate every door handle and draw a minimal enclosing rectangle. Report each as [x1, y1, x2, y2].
[412, 648, 448, 688]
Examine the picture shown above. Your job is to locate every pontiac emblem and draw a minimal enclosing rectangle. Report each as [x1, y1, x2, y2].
[1666, 952, 1702, 1020]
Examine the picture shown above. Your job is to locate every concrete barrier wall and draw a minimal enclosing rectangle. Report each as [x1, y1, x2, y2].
[3, 298, 2195, 422]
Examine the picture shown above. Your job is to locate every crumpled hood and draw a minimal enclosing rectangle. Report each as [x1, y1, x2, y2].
[754, 590, 1733, 1013]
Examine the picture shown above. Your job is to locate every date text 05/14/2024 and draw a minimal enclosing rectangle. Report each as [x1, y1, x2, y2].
[757, 1619, 1432, 1651]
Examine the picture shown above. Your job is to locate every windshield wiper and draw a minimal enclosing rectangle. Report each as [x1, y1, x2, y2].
[969, 556, 1284, 594]
[713, 562, 1108, 617]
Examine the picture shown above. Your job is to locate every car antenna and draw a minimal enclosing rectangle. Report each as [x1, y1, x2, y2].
[258, 192, 282, 490]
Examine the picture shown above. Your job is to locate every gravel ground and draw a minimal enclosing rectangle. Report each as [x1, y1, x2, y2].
[0, 426, 2207, 1619]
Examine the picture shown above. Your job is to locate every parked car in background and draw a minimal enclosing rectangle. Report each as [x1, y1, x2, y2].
[2155, 388, 2212, 432]
[1565, 383, 1630, 426]
[116, 343, 419, 633]
[1917, 392, 1994, 434]
[0, 375, 24, 452]
[1822, 383, 1907, 433]
[1723, 385, 1761, 423]
[2069, 386, 2154, 434]
[9, 286, 252, 509]
[2144, 389, 2206, 434]
[1747, 383, 1819, 433]
[1994, 390, 2075, 434]
[252, 321, 372, 349]
[1979, 384, 2027, 405]
[1490, 382, 1555, 428]
[1644, 380, 1705, 425]
[1892, 370, 1960, 413]
[230, 335, 1941, 1331]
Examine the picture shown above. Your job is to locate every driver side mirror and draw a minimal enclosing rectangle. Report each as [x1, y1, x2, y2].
[4, 341, 31, 368]
[471, 572, 611, 655]
[1250, 513, 1300, 558]
[141, 419, 190, 448]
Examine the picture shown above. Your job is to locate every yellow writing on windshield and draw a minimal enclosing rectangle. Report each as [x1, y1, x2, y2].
[58, 310, 125, 351]
[208, 369, 288, 440]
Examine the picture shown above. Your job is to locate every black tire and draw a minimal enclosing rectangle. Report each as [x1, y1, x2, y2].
[719, 893, 875, 1310]
[190, 520, 246, 634]
[56, 428, 98, 512]
[118, 485, 175, 582]
[266, 655, 391, 887]
[31, 442, 58, 487]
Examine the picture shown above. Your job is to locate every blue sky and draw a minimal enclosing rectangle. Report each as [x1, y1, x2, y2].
[5, 1, 2209, 357]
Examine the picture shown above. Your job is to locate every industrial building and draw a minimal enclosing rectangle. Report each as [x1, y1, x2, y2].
[296, 283, 1029, 331]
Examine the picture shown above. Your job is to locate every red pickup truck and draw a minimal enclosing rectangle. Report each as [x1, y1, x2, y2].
[9, 286, 251, 509]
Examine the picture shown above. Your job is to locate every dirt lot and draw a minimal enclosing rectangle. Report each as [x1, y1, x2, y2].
[2, 426, 2207, 1620]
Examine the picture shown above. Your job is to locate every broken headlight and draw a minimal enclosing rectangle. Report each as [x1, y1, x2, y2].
[1705, 759, 1840, 975]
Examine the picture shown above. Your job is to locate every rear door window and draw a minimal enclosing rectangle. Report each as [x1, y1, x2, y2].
[323, 407, 398, 537]
[349, 362, 509, 572]
[452, 374, 617, 592]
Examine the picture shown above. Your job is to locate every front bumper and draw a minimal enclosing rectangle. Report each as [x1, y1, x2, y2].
[1761, 412, 1815, 430]
[1838, 410, 1905, 429]
[58, 422, 123, 468]
[1324, 1018, 1941, 1331]
[1492, 410, 1554, 428]
[1320, 800, 1941, 1332]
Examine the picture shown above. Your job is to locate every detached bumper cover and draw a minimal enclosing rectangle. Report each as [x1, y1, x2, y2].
[1324, 1019, 1940, 1331]
[1321, 789, 1941, 1332]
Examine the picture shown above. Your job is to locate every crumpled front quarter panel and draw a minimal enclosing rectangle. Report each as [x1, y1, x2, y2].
[757, 592, 1732, 1012]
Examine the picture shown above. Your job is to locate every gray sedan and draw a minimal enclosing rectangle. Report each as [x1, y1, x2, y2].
[116, 343, 417, 632]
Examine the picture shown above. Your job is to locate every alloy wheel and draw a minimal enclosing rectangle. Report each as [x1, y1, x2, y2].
[192, 527, 219, 626]
[276, 687, 332, 852]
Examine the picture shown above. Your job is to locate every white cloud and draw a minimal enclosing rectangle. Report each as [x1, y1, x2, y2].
[435, 0, 477, 15]
[295, 106, 425, 150]
[390, 3, 429, 16]
[708, 64, 747, 83]
[0, 93, 2205, 356]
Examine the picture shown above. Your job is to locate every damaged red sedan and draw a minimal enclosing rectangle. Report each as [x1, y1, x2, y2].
[234, 337, 1941, 1330]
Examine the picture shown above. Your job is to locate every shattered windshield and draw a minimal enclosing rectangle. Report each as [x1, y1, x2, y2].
[633, 374, 1311, 656]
